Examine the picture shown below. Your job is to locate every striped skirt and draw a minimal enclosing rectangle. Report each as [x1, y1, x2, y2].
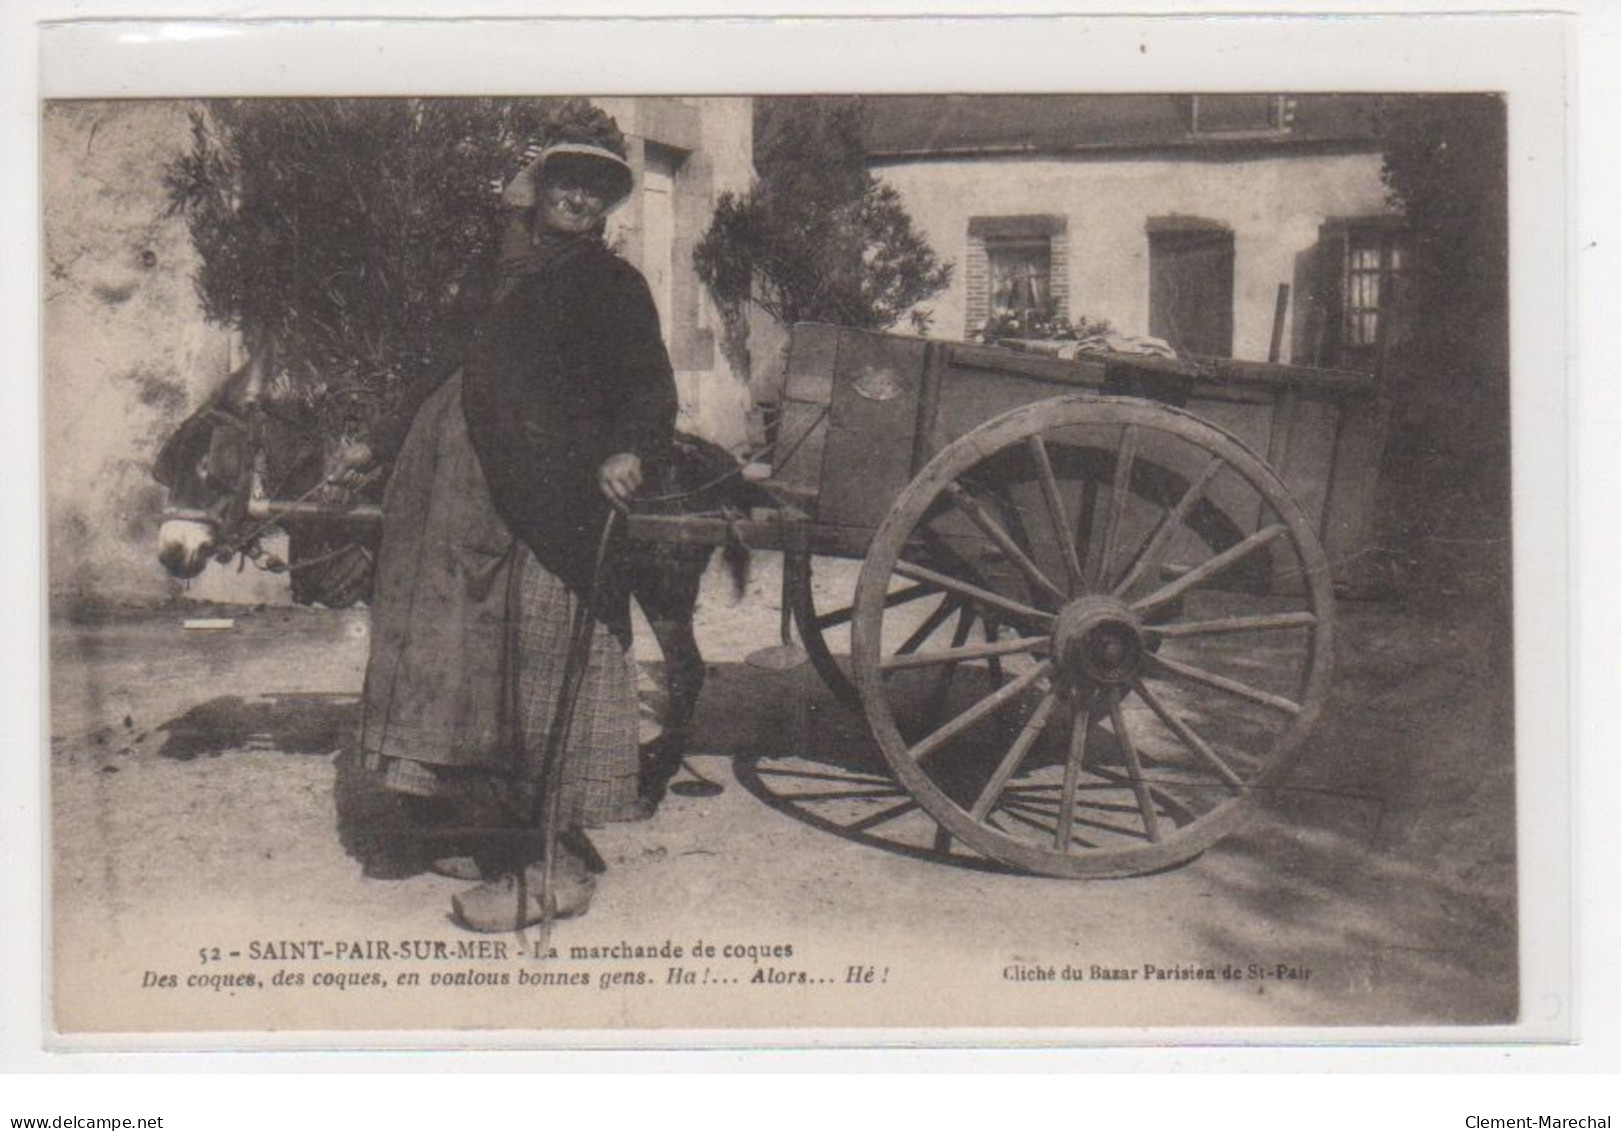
[510, 547, 641, 827]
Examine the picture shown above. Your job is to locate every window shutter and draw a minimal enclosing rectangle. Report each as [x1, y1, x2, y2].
[1313, 221, 1349, 368]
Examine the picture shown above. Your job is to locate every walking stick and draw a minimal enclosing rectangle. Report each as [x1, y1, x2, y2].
[520, 507, 621, 951]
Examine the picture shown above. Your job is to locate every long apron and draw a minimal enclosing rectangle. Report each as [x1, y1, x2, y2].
[359, 372, 640, 827]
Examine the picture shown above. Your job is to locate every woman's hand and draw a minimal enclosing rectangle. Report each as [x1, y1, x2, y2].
[599, 452, 643, 505]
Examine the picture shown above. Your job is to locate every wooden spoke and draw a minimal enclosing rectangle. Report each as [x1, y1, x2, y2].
[1146, 652, 1303, 716]
[1087, 766, 1197, 828]
[1131, 523, 1288, 615]
[1144, 611, 1318, 639]
[1107, 689, 1162, 843]
[1055, 692, 1094, 850]
[1113, 456, 1225, 597]
[1075, 479, 1100, 587]
[881, 634, 1051, 672]
[813, 606, 855, 631]
[814, 583, 935, 631]
[944, 481, 1066, 605]
[1092, 424, 1139, 591]
[918, 605, 977, 722]
[932, 824, 953, 855]
[907, 661, 1053, 764]
[1132, 679, 1246, 789]
[895, 595, 964, 657]
[969, 692, 1060, 821]
[1026, 435, 1084, 594]
[893, 560, 1055, 628]
[948, 604, 978, 650]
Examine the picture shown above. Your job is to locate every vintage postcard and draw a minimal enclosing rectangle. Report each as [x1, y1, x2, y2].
[30, 16, 1570, 1045]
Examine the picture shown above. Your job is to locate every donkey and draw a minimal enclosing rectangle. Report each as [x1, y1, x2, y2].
[153, 360, 761, 806]
[153, 359, 380, 607]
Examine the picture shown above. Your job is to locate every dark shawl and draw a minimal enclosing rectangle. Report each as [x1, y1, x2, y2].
[460, 232, 678, 603]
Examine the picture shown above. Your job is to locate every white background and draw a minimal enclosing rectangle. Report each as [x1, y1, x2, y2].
[3, 0, 1615, 1119]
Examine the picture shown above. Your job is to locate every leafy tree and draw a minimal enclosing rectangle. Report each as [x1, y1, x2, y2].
[1377, 94, 1509, 434]
[165, 97, 621, 423]
[1372, 94, 1511, 599]
[694, 96, 952, 346]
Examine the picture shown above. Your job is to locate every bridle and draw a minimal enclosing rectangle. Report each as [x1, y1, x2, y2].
[162, 395, 378, 577]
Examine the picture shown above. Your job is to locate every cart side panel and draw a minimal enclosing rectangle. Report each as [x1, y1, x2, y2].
[771, 324, 843, 512]
[924, 347, 1104, 454]
[813, 330, 933, 531]
[1270, 396, 1341, 547]
[1180, 394, 1276, 537]
[768, 325, 1383, 588]
[1320, 394, 1393, 585]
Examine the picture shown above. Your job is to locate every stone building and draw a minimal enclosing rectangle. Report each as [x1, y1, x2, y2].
[865, 94, 1402, 369]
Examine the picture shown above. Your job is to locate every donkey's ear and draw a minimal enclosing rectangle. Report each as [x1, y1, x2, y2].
[152, 411, 214, 488]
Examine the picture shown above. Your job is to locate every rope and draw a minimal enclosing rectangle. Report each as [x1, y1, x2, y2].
[627, 403, 829, 509]
[221, 465, 385, 574]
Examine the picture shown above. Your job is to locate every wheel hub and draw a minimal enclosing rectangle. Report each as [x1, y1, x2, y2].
[1051, 595, 1145, 688]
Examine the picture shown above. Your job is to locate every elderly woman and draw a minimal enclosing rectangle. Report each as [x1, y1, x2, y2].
[352, 120, 677, 932]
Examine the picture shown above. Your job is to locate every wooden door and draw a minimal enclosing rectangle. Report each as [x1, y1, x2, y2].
[1149, 227, 1235, 358]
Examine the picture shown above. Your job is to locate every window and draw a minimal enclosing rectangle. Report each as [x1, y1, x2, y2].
[989, 239, 1053, 319]
[966, 215, 1068, 337]
[1180, 95, 1295, 136]
[1342, 227, 1406, 353]
[1317, 217, 1407, 370]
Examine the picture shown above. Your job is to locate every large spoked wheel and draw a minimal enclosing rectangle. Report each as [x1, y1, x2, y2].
[785, 450, 1255, 713]
[851, 395, 1335, 879]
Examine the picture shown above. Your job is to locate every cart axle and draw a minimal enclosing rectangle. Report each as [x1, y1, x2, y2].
[1051, 597, 1145, 688]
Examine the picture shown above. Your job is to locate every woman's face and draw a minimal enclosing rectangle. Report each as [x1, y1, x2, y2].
[538, 165, 610, 234]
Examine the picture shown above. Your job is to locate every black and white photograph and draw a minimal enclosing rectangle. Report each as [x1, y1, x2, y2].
[29, 15, 1571, 1046]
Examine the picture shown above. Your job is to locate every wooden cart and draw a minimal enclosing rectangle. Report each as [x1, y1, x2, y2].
[628, 322, 1386, 879]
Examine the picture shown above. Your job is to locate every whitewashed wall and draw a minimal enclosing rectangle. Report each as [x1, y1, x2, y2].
[600, 96, 756, 453]
[875, 150, 1393, 361]
[43, 102, 270, 610]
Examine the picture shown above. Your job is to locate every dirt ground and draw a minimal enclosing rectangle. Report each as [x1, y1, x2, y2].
[48, 549, 1517, 1037]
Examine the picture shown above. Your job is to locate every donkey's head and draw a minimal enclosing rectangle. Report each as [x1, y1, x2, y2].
[153, 356, 383, 606]
[153, 360, 266, 579]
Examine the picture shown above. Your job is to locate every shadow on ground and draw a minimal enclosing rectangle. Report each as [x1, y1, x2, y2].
[679, 590, 1519, 1023]
[1174, 591, 1518, 1023]
[155, 692, 359, 760]
[685, 660, 1024, 875]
